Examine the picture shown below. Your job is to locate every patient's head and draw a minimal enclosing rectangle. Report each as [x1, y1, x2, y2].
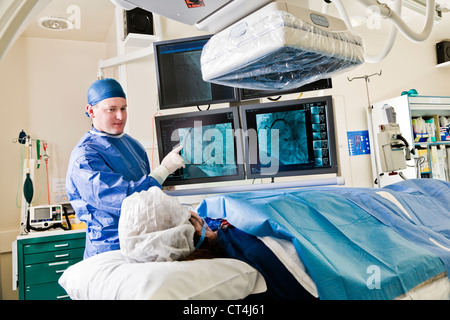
[189, 211, 218, 250]
[119, 187, 196, 263]
[119, 187, 218, 263]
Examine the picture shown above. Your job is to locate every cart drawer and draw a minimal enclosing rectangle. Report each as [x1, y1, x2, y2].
[24, 258, 81, 286]
[23, 238, 85, 254]
[24, 247, 84, 265]
[25, 282, 71, 300]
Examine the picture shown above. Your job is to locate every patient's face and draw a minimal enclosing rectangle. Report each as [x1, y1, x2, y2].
[189, 211, 217, 248]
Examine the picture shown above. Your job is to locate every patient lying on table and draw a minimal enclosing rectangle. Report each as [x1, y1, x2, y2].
[118, 187, 315, 299]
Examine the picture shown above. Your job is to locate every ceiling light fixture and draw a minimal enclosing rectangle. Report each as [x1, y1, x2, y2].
[38, 16, 74, 31]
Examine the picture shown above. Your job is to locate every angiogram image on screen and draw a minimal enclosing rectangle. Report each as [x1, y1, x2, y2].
[256, 110, 309, 168]
[173, 51, 212, 104]
[174, 123, 237, 179]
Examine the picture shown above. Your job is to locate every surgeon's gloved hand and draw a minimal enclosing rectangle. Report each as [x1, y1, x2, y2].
[149, 145, 185, 185]
[161, 145, 185, 173]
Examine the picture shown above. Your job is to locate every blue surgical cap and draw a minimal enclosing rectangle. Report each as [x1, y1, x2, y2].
[87, 78, 127, 106]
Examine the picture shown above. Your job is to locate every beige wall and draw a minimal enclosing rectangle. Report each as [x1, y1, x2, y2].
[0, 10, 449, 299]
[0, 36, 107, 299]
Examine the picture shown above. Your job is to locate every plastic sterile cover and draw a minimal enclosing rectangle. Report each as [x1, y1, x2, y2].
[201, 5, 365, 91]
[118, 187, 195, 263]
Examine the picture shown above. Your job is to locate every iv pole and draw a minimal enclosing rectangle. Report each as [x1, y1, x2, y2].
[347, 70, 382, 187]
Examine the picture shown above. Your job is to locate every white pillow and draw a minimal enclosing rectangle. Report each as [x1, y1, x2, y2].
[59, 250, 266, 300]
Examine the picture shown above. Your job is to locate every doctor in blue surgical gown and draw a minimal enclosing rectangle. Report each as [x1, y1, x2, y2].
[66, 78, 185, 259]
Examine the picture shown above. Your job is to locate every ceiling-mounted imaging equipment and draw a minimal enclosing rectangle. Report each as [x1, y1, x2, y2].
[403, 0, 443, 20]
[111, 0, 275, 33]
[200, 2, 365, 91]
[109, 0, 440, 90]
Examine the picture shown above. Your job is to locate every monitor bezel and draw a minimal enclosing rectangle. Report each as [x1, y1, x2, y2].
[154, 106, 245, 186]
[153, 35, 239, 110]
[240, 96, 338, 180]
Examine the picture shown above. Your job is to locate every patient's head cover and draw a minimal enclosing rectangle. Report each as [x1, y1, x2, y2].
[119, 187, 195, 263]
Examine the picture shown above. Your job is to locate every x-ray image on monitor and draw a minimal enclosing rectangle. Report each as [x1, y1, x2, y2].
[155, 107, 245, 186]
[256, 110, 309, 168]
[175, 122, 237, 178]
[173, 50, 213, 104]
[241, 96, 337, 179]
[154, 35, 239, 110]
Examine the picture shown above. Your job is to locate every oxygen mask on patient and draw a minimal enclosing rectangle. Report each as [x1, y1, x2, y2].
[119, 187, 195, 263]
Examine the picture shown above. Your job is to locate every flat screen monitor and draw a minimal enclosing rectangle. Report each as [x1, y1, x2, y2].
[239, 78, 333, 101]
[154, 35, 239, 110]
[241, 96, 338, 179]
[155, 107, 245, 186]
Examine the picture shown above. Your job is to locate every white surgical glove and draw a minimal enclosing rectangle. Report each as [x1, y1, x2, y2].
[149, 145, 185, 185]
[161, 145, 185, 173]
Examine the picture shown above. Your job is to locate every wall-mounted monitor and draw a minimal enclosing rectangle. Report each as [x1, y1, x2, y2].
[239, 78, 333, 101]
[154, 35, 239, 110]
[241, 96, 338, 179]
[155, 107, 245, 186]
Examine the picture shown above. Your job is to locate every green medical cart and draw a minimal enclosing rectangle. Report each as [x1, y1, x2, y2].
[14, 230, 86, 300]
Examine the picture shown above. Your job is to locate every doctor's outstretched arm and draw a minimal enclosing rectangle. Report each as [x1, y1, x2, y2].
[149, 145, 185, 185]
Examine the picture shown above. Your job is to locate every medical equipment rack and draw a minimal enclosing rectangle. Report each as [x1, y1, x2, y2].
[13, 229, 85, 300]
[368, 95, 450, 187]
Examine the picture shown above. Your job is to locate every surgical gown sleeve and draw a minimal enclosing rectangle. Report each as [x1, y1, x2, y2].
[66, 132, 161, 258]
[69, 149, 158, 211]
